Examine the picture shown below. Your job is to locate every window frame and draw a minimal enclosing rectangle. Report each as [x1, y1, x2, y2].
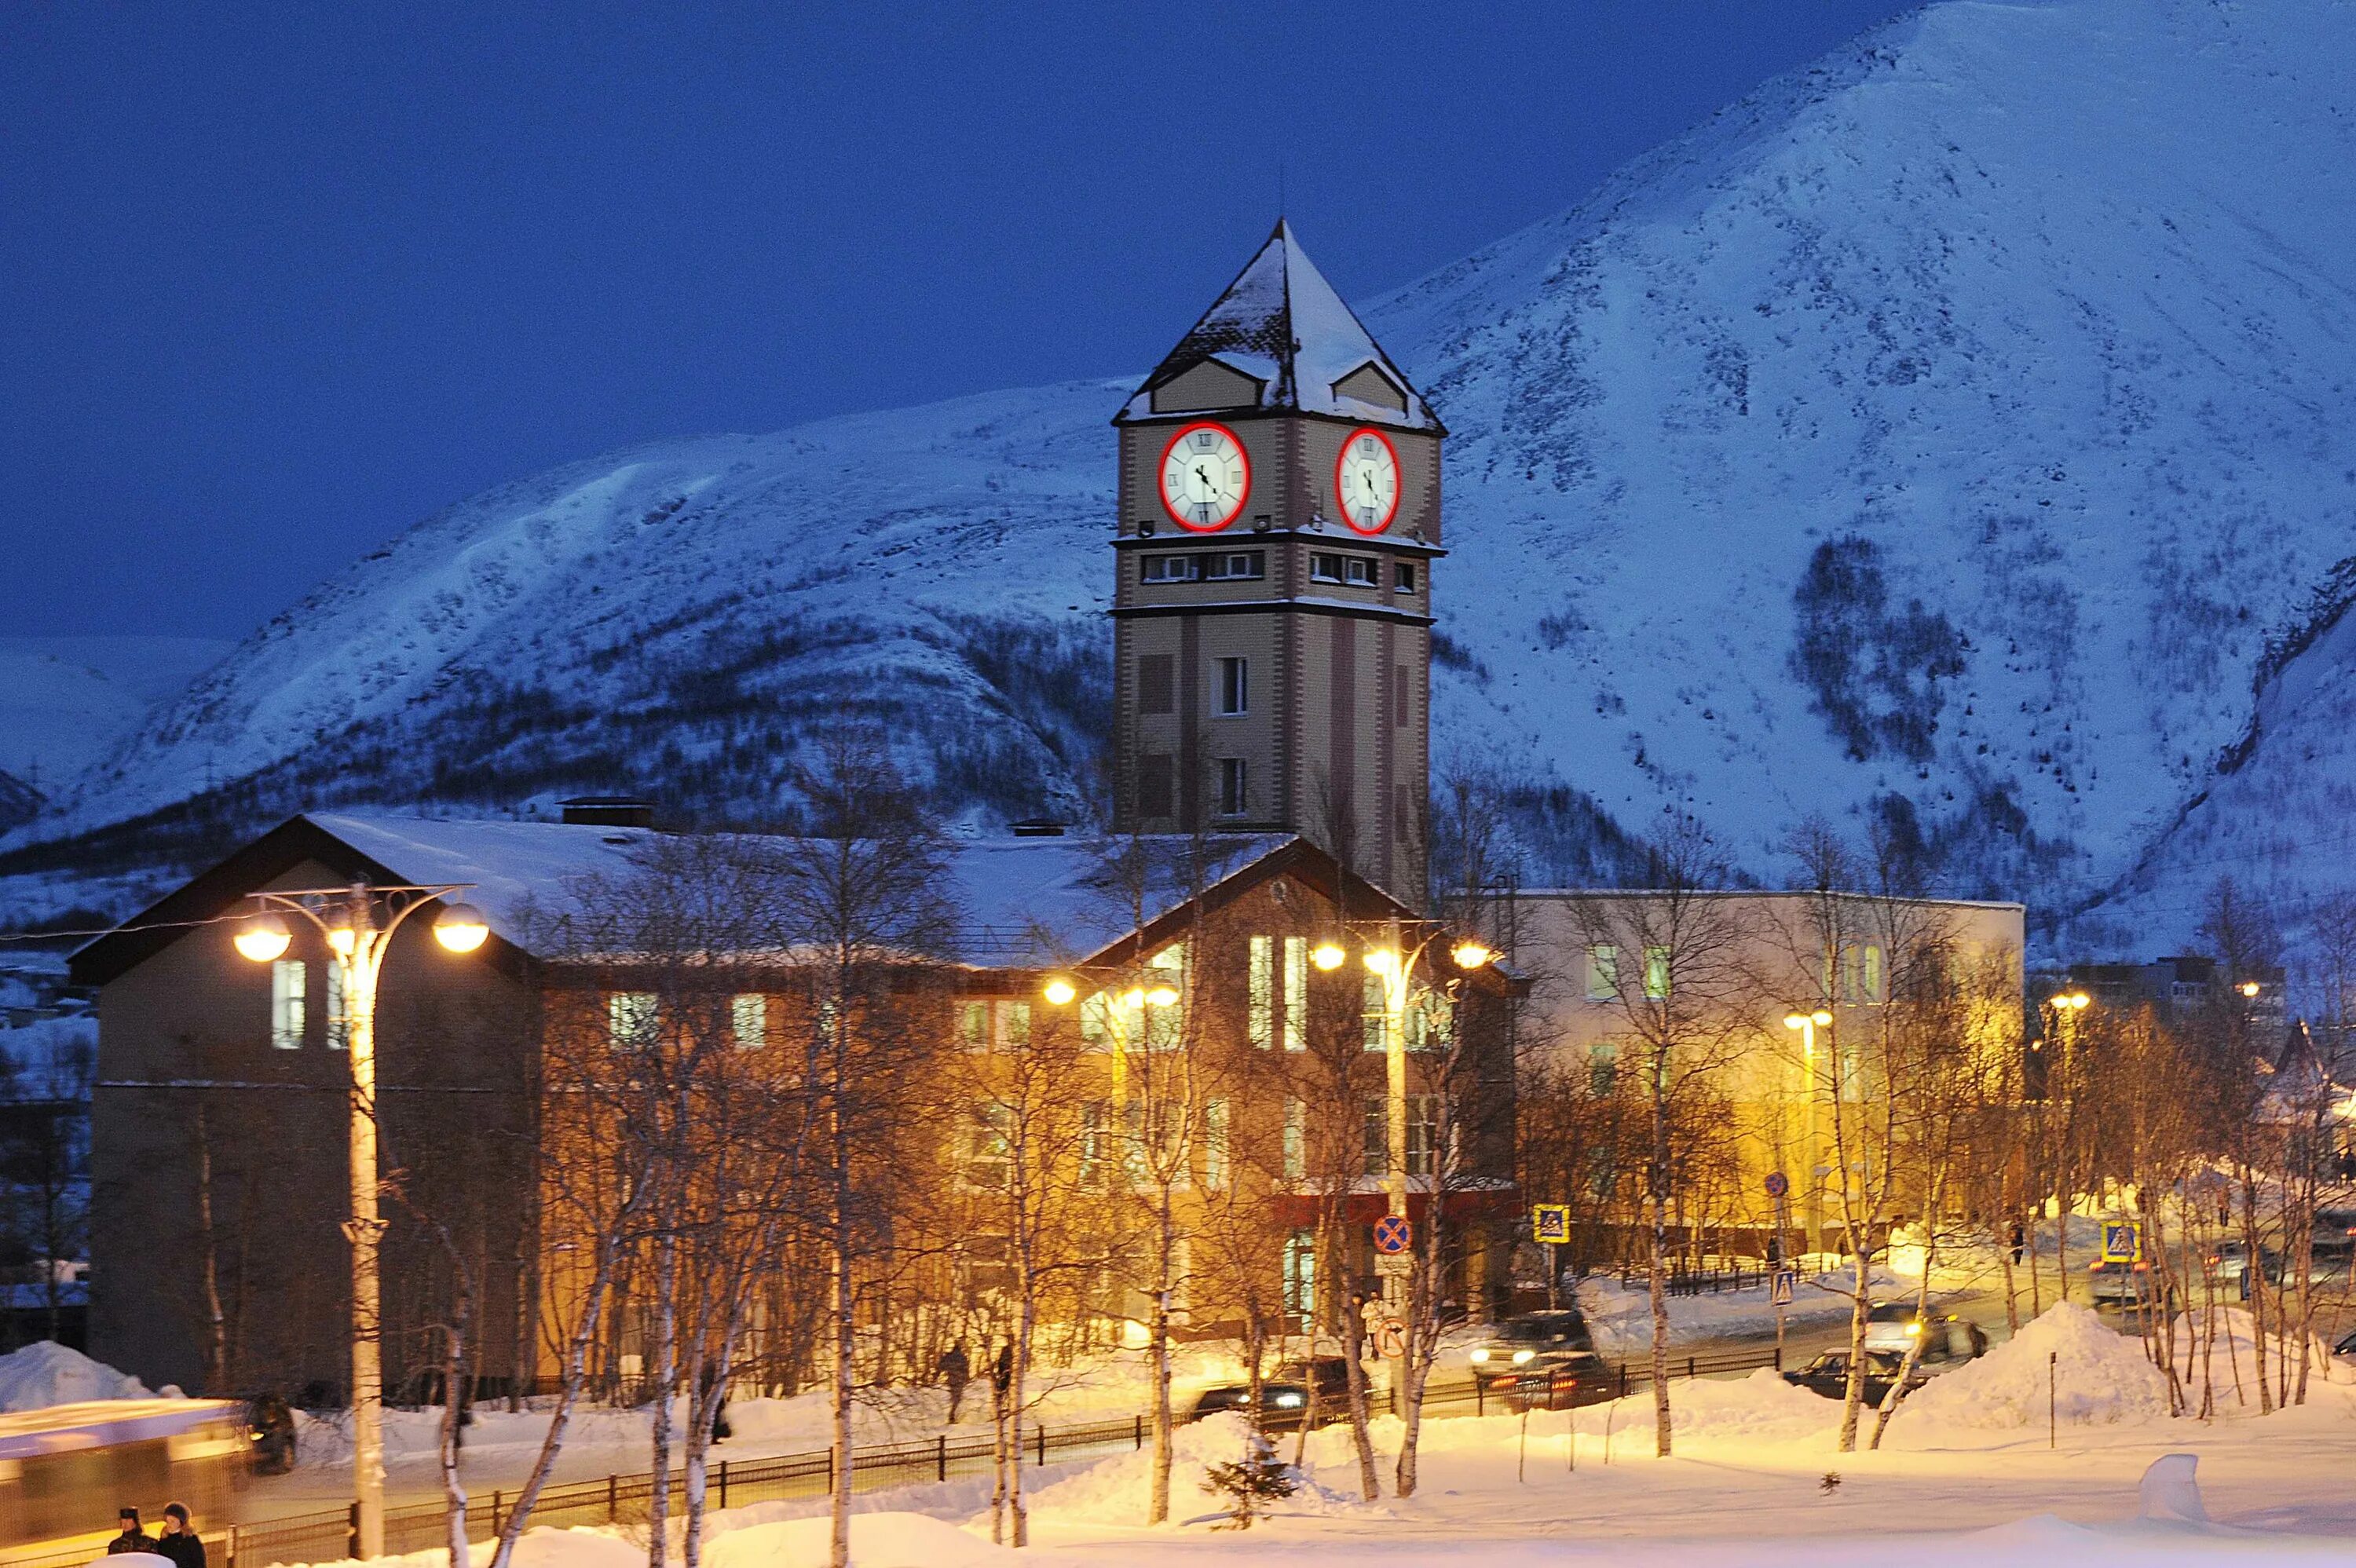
[270, 959, 306, 1050]
[1216, 655, 1249, 717]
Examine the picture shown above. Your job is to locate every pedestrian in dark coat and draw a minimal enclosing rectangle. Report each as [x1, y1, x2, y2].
[105, 1508, 155, 1555]
[154, 1504, 206, 1568]
[993, 1340, 1014, 1400]
[939, 1341, 971, 1424]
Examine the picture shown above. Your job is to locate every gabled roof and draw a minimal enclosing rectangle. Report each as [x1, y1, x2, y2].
[1118, 219, 1441, 432]
[72, 811, 1421, 984]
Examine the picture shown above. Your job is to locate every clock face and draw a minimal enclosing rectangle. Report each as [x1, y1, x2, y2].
[1159, 422, 1251, 532]
[1336, 428, 1401, 535]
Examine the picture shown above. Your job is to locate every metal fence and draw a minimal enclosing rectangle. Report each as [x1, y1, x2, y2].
[38, 1347, 1785, 1568]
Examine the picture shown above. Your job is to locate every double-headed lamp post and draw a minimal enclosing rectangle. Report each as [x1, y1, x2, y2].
[1352, 928, 1494, 1285]
[1783, 1010, 1832, 1263]
[236, 883, 488, 1560]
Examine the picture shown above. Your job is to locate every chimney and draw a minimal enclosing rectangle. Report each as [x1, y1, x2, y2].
[560, 795, 656, 830]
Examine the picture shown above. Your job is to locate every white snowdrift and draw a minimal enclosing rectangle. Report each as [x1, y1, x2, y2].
[0, 1340, 155, 1411]
[1019, 1410, 1355, 1527]
[1904, 1303, 2168, 1429]
[708, 1512, 1011, 1568]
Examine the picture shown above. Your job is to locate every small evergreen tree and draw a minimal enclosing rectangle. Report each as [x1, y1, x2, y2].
[1201, 1427, 1300, 1530]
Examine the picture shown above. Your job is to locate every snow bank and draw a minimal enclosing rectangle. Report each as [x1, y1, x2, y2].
[708, 1512, 1008, 1568]
[1904, 1303, 2168, 1430]
[0, 1340, 152, 1410]
[1021, 1411, 1355, 1526]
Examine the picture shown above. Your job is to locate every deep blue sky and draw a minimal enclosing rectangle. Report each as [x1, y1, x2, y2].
[2, 2, 1916, 639]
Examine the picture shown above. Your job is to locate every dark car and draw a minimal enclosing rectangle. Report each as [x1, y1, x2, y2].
[1861, 1305, 1988, 1371]
[1187, 1355, 1355, 1432]
[245, 1391, 297, 1475]
[1467, 1310, 1598, 1410]
[1783, 1349, 1918, 1405]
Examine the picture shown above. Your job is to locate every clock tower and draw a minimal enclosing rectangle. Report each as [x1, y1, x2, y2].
[1110, 220, 1444, 905]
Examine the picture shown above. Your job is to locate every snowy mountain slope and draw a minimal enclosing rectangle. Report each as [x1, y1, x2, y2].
[12, 0, 2356, 955]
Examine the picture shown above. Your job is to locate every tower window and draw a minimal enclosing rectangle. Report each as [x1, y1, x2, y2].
[1345, 557, 1377, 587]
[1310, 553, 1344, 584]
[1217, 758, 1248, 816]
[1394, 561, 1417, 593]
[1216, 656, 1248, 716]
[1205, 551, 1265, 581]
[1141, 555, 1199, 583]
[1138, 654, 1174, 715]
[1311, 552, 1379, 587]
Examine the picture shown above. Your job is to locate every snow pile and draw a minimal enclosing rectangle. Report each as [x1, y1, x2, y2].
[1020, 1411, 1355, 1526]
[1904, 1303, 2168, 1430]
[0, 1340, 152, 1411]
[2157, 1307, 2356, 1413]
[1651, 1369, 1842, 1443]
[708, 1512, 1008, 1568]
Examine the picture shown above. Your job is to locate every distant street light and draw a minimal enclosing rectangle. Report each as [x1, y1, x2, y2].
[1311, 941, 1347, 972]
[1783, 1010, 1835, 1259]
[235, 881, 482, 1560]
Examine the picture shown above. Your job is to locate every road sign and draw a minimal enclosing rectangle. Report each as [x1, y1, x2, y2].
[1763, 1171, 1790, 1200]
[1373, 1214, 1411, 1254]
[1375, 1252, 1414, 1277]
[1375, 1318, 1409, 1359]
[1531, 1204, 1572, 1245]
[1772, 1269, 1797, 1306]
[2101, 1221, 2142, 1264]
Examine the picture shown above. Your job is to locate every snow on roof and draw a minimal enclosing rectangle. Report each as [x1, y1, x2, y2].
[1121, 219, 1440, 431]
[305, 812, 1296, 969]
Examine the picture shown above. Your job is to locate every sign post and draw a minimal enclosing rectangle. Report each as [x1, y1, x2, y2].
[1532, 1204, 1571, 1310]
[1763, 1173, 1792, 1362]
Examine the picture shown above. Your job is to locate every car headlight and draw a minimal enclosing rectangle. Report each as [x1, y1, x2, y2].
[1512, 1349, 1535, 1365]
[1272, 1393, 1303, 1408]
[1906, 1322, 1920, 1336]
[1470, 1348, 1489, 1364]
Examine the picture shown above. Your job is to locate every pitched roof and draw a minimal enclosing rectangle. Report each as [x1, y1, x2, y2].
[1119, 219, 1441, 431]
[72, 811, 1325, 981]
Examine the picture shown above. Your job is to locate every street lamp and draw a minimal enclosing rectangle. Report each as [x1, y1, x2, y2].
[1783, 1010, 1833, 1261]
[235, 882, 481, 1560]
[1311, 941, 1347, 972]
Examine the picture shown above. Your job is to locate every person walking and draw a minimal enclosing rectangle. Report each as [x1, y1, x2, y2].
[939, 1341, 971, 1424]
[105, 1508, 155, 1555]
[153, 1504, 206, 1568]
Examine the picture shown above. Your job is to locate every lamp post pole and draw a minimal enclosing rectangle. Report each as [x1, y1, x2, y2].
[237, 883, 486, 1560]
[1783, 1011, 1833, 1266]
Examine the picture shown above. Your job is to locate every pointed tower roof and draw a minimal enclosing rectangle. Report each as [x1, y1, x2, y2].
[1118, 219, 1441, 431]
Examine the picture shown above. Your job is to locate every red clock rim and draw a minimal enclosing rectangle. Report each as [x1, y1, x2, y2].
[1158, 421, 1251, 533]
[1334, 426, 1403, 535]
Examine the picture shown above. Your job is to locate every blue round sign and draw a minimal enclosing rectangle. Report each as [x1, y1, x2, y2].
[1373, 1215, 1411, 1254]
[1764, 1172, 1790, 1199]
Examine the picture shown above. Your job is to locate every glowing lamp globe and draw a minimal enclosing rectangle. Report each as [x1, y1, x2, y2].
[1451, 941, 1495, 970]
[233, 912, 292, 963]
[1042, 978, 1077, 1007]
[1310, 943, 1346, 972]
[433, 903, 491, 954]
[1145, 985, 1180, 1007]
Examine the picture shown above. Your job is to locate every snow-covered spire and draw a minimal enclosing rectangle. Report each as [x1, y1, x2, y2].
[1118, 218, 1441, 431]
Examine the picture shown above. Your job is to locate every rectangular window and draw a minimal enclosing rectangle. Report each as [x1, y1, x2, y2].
[1081, 1101, 1108, 1188]
[1282, 936, 1307, 1051]
[270, 959, 306, 1050]
[732, 992, 767, 1050]
[1203, 1098, 1230, 1190]
[1643, 946, 1672, 1001]
[1310, 552, 1345, 584]
[1248, 935, 1274, 1049]
[608, 992, 658, 1051]
[1589, 1041, 1619, 1097]
[957, 999, 990, 1052]
[1216, 656, 1248, 716]
[1395, 663, 1410, 727]
[1283, 1227, 1316, 1318]
[1363, 1095, 1440, 1178]
[1394, 561, 1417, 593]
[1282, 1096, 1305, 1179]
[1137, 753, 1174, 818]
[1218, 758, 1247, 816]
[1138, 655, 1174, 715]
[1141, 554, 1199, 583]
[964, 1102, 1012, 1190]
[1204, 550, 1264, 581]
[324, 961, 347, 1051]
[1585, 945, 1618, 1001]
[1861, 943, 1885, 1004]
[1344, 557, 1377, 587]
[1001, 1000, 1032, 1050]
[1362, 972, 1386, 1051]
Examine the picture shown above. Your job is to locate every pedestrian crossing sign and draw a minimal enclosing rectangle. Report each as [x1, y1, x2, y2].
[2101, 1221, 2142, 1264]
[1531, 1204, 1572, 1245]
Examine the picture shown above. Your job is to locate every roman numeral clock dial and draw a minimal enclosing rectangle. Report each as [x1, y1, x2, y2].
[1337, 428, 1401, 534]
[1158, 422, 1250, 532]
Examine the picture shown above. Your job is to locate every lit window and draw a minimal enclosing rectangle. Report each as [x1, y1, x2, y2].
[1589, 1041, 1619, 1097]
[324, 962, 347, 1051]
[964, 1103, 1012, 1190]
[1862, 944, 1885, 1004]
[732, 992, 766, 1050]
[1216, 656, 1249, 716]
[1218, 758, 1247, 816]
[1282, 937, 1307, 1051]
[1203, 1098, 1230, 1190]
[1283, 1227, 1316, 1317]
[1643, 947, 1671, 1001]
[608, 992, 658, 1051]
[1364, 1095, 1440, 1177]
[270, 960, 306, 1050]
[1249, 935, 1274, 1049]
[1362, 972, 1386, 1051]
[957, 1000, 990, 1052]
[1585, 945, 1617, 1001]
[1001, 1000, 1031, 1050]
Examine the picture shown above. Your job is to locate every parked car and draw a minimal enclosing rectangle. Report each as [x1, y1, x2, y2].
[1467, 1310, 1600, 1410]
[2087, 1259, 2175, 1310]
[2332, 1328, 2356, 1369]
[1783, 1349, 1917, 1405]
[1860, 1305, 1988, 1371]
[1187, 1356, 1355, 1432]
